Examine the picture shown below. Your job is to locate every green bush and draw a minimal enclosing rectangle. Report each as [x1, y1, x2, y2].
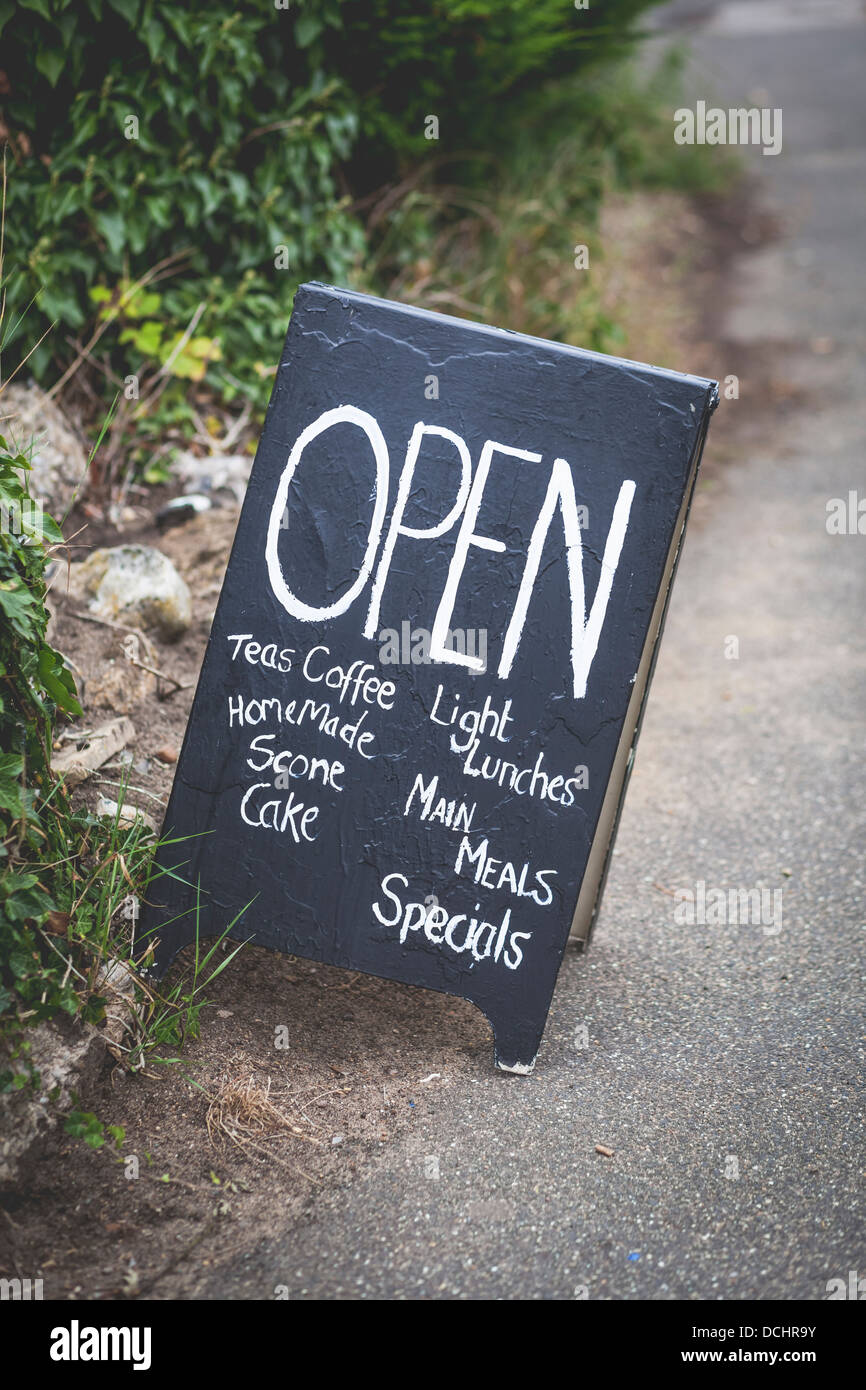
[0, 0, 661, 426]
[314, 0, 662, 175]
[0, 430, 156, 1066]
[0, 432, 82, 1026]
[0, 0, 365, 410]
[0, 441, 80, 878]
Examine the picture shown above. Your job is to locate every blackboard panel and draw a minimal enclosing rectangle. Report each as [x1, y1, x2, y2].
[138, 284, 717, 1072]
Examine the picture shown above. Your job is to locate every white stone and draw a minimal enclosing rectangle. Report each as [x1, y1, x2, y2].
[75, 544, 192, 642]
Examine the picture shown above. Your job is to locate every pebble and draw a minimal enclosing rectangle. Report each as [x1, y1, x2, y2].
[74, 545, 192, 642]
[156, 494, 213, 530]
[94, 796, 156, 835]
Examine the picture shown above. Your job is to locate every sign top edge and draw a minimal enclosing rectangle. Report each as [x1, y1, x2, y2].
[296, 281, 720, 409]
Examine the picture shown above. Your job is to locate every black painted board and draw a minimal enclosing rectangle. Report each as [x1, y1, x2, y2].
[137, 284, 718, 1072]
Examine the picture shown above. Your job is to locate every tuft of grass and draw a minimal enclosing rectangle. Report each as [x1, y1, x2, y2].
[205, 1066, 321, 1153]
[126, 876, 249, 1072]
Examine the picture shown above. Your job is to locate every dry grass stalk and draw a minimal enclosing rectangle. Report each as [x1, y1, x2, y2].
[205, 1069, 323, 1152]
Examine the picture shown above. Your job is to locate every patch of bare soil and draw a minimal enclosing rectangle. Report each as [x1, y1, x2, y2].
[1, 949, 487, 1299]
[1, 176, 782, 1301]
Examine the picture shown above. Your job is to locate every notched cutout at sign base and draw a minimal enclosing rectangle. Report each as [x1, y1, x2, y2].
[137, 285, 717, 1072]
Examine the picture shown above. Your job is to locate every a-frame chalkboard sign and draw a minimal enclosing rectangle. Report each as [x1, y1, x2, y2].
[138, 284, 717, 1072]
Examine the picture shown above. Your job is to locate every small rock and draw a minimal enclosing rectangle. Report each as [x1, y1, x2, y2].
[331, 1134, 345, 1146]
[96, 960, 139, 1060]
[156, 494, 214, 530]
[95, 795, 157, 835]
[88, 658, 156, 714]
[175, 450, 252, 506]
[0, 1014, 108, 1188]
[74, 545, 192, 642]
[154, 745, 179, 764]
[51, 716, 136, 788]
[1, 380, 88, 519]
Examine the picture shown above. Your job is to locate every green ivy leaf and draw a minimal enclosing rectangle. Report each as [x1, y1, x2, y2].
[0, 580, 39, 638]
[106, 0, 139, 20]
[0, 754, 24, 813]
[94, 210, 126, 258]
[119, 319, 163, 356]
[295, 15, 322, 48]
[124, 289, 161, 320]
[35, 49, 65, 87]
[37, 646, 82, 716]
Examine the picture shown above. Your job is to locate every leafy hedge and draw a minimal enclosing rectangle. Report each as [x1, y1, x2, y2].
[0, 434, 83, 1026]
[321, 0, 661, 166]
[0, 0, 364, 406]
[0, 0, 661, 413]
[0, 433, 160, 1079]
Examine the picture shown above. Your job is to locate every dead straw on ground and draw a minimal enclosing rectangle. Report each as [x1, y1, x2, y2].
[204, 1067, 323, 1153]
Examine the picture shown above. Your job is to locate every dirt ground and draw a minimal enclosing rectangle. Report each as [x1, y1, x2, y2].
[0, 181, 790, 1300]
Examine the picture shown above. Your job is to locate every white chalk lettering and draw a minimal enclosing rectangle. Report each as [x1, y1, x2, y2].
[266, 405, 390, 621]
[403, 772, 476, 831]
[263, 409, 636, 700]
[430, 439, 538, 671]
[500, 465, 635, 698]
[246, 734, 345, 791]
[240, 783, 320, 842]
[227, 634, 293, 672]
[364, 422, 472, 640]
[372, 873, 530, 970]
[454, 836, 557, 907]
